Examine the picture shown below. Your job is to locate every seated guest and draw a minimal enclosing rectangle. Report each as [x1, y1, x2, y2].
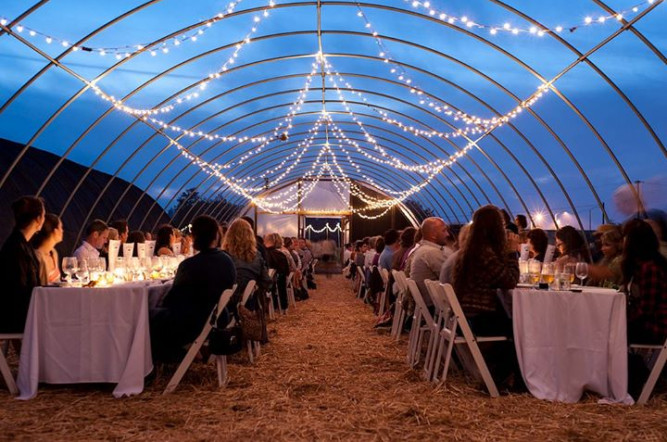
[31, 213, 64, 284]
[403, 229, 422, 277]
[181, 231, 193, 256]
[409, 217, 454, 305]
[372, 237, 385, 267]
[379, 229, 399, 270]
[265, 233, 290, 312]
[154, 224, 175, 257]
[298, 239, 313, 272]
[223, 219, 272, 341]
[622, 219, 667, 345]
[127, 230, 146, 257]
[223, 219, 272, 300]
[0, 196, 45, 333]
[500, 209, 519, 235]
[73, 219, 109, 263]
[150, 215, 236, 361]
[110, 219, 129, 245]
[101, 227, 118, 260]
[440, 224, 471, 284]
[554, 225, 591, 267]
[526, 228, 548, 262]
[453, 206, 520, 321]
[391, 227, 416, 271]
[452, 205, 521, 388]
[588, 227, 623, 288]
[343, 243, 353, 266]
[515, 214, 529, 241]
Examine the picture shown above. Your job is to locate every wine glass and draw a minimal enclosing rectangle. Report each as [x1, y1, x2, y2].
[62, 257, 77, 283]
[575, 262, 589, 286]
[75, 259, 89, 285]
[528, 259, 542, 286]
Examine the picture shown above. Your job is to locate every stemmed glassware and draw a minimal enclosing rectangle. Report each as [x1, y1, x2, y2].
[75, 259, 89, 285]
[575, 262, 589, 286]
[62, 257, 77, 283]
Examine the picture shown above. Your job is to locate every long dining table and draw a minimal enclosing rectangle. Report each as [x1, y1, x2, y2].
[512, 285, 634, 404]
[17, 280, 172, 399]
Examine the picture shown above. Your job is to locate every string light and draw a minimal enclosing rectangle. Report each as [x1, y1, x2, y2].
[403, 0, 657, 37]
[87, 0, 276, 118]
[353, 5, 551, 140]
[304, 222, 342, 233]
[0, 0, 247, 57]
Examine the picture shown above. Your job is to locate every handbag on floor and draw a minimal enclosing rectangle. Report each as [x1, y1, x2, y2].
[209, 325, 243, 355]
[238, 304, 264, 341]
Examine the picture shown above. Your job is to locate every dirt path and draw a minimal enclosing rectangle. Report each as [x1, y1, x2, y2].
[1, 275, 665, 440]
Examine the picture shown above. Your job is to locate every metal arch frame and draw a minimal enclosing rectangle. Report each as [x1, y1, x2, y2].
[0, 1, 662, 230]
[204, 156, 440, 225]
[590, 0, 665, 63]
[491, 0, 664, 158]
[141, 120, 462, 232]
[176, 132, 459, 226]
[0, 30, 605, 236]
[4, 28, 607, 235]
[0, 1, 49, 39]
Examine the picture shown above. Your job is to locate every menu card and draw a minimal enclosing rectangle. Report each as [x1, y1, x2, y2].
[543, 244, 556, 264]
[173, 242, 181, 255]
[108, 239, 120, 271]
[519, 243, 530, 261]
[145, 240, 156, 257]
[123, 243, 135, 260]
[137, 243, 146, 260]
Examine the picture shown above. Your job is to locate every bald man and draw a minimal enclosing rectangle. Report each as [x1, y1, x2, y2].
[409, 217, 454, 305]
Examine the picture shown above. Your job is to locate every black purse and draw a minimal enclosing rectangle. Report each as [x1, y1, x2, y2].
[209, 325, 243, 355]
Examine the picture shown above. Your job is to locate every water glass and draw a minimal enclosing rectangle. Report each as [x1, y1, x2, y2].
[62, 257, 77, 283]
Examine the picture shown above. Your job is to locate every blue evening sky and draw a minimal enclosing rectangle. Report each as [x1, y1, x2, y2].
[0, 0, 665, 228]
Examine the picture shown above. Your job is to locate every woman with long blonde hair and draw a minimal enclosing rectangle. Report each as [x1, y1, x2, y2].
[223, 219, 272, 334]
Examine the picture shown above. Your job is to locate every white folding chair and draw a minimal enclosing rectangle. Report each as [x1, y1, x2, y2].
[240, 281, 261, 363]
[430, 283, 507, 397]
[390, 270, 408, 341]
[267, 269, 276, 320]
[286, 271, 296, 308]
[378, 268, 390, 317]
[163, 284, 237, 394]
[355, 266, 367, 299]
[0, 334, 21, 395]
[406, 279, 438, 371]
[630, 338, 667, 405]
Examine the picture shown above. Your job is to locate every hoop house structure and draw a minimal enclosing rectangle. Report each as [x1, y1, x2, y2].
[0, 0, 664, 247]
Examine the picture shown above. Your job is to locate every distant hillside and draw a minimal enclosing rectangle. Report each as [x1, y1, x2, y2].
[0, 138, 170, 255]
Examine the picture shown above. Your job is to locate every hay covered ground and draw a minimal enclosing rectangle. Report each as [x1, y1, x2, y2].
[1, 274, 665, 441]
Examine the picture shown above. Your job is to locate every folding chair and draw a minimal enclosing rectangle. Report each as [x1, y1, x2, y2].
[163, 284, 237, 394]
[406, 279, 438, 371]
[0, 334, 21, 395]
[267, 269, 276, 320]
[240, 281, 261, 363]
[377, 268, 390, 317]
[286, 271, 296, 308]
[390, 270, 408, 341]
[355, 266, 367, 300]
[429, 283, 507, 397]
[630, 338, 667, 405]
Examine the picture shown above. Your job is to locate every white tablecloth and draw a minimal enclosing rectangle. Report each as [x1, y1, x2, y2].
[17, 281, 171, 399]
[512, 287, 634, 404]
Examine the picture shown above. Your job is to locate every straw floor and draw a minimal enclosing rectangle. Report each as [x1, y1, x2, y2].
[1, 275, 665, 441]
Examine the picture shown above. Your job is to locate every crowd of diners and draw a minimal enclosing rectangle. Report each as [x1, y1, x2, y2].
[0, 195, 316, 364]
[346, 205, 666, 397]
